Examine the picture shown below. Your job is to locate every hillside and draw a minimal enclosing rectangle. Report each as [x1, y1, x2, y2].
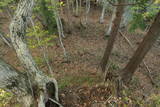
[0, 1, 160, 107]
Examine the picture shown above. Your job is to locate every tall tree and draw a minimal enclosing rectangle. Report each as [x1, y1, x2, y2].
[100, 0, 125, 72]
[120, 10, 160, 84]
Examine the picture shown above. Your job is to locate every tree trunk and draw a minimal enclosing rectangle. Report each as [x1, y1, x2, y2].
[8, 0, 61, 106]
[85, 0, 90, 24]
[52, 0, 65, 38]
[100, 0, 125, 72]
[75, 0, 79, 16]
[120, 11, 160, 83]
[99, 0, 108, 24]
[120, 6, 132, 28]
[105, 7, 116, 36]
[65, 0, 73, 34]
[0, 58, 34, 107]
[51, 0, 67, 58]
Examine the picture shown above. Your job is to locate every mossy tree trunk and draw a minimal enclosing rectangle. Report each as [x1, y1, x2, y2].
[0, 0, 62, 106]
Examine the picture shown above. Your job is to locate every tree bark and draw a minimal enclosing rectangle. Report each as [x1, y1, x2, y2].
[0, 58, 30, 96]
[99, 0, 109, 24]
[120, 6, 132, 28]
[100, 0, 125, 72]
[51, 0, 67, 58]
[0, 58, 34, 107]
[8, 0, 61, 106]
[75, 0, 79, 16]
[120, 11, 160, 83]
[85, 0, 90, 24]
[105, 7, 116, 36]
[10, 0, 38, 78]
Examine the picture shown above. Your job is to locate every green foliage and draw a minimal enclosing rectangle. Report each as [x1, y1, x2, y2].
[148, 94, 160, 106]
[34, 0, 58, 33]
[143, 2, 160, 20]
[26, 22, 57, 49]
[0, 0, 17, 12]
[0, 0, 58, 34]
[0, 0, 14, 7]
[34, 56, 44, 66]
[58, 73, 101, 89]
[130, 76, 141, 92]
[109, 62, 120, 71]
[58, 75, 94, 89]
[129, 13, 146, 32]
[0, 89, 12, 106]
[129, 0, 160, 32]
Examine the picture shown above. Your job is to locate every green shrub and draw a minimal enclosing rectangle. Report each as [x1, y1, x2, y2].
[26, 22, 57, 49]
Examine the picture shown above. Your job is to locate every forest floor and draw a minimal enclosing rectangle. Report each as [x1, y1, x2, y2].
[1, 6, 160, 107]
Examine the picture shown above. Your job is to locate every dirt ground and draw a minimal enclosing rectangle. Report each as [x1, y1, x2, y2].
[0, 6, 160, 107]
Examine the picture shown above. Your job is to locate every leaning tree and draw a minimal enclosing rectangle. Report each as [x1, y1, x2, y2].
[100, 0, 160, 85]
[120, 10, 160, 84]
[0, 0, 62, 106]
[100, 0, 125, 73]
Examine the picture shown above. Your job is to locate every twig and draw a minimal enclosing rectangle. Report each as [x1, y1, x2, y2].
[48, 98, 63, 107]
[0, 33, 12, 48]
[119, 30, 155, 85]
[143, 61, 155, 85]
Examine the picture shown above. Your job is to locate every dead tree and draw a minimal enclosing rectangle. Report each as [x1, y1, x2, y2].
[1, 0, 62, 106]
[120, 11, 160, 84]
[100, 0, 125, 72]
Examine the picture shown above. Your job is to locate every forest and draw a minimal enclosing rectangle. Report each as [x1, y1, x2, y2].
[0, 0, 160, 107]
